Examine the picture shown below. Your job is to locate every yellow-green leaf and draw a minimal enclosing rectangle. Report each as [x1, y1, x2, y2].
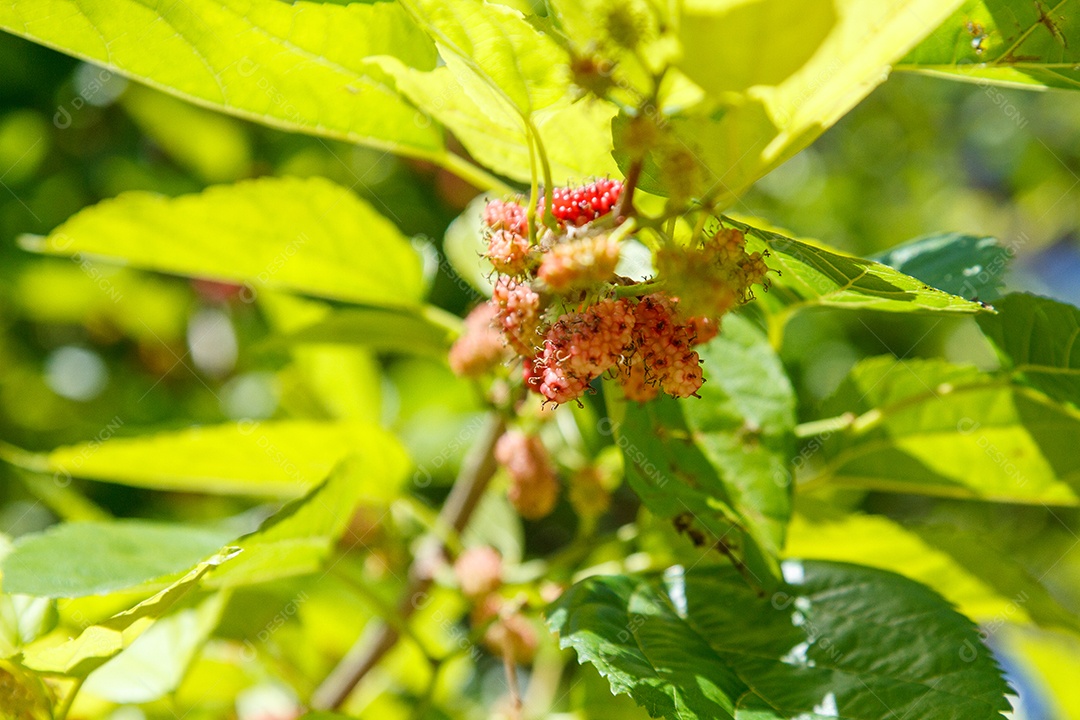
[206, 451, 409, 588]
[39, 421, 392, 497]
[20, 176, 423, 308]
[19, 549, 237, 676]
[654, 0, 967, 204]
[899, 0, 1080, 91]
[0, 0, 443, 154]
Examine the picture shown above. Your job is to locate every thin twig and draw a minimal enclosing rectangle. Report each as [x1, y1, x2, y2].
[502, 641, 523, 720]
[310, 412, 507, 710]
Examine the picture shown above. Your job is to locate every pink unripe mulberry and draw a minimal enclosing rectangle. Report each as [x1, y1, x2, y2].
[483, 198, 528, 235]
[472, 595, 539, 665]
[454, 546, 503, 599]
[537, 234, 620, 291]
[495, 430, 559, 519]
[449, 303, 507, 377]
[532, 298, 634, 405]
[486, 228, 532, 276]
[618, 294, 705, 400]
[492, 277, 542, 355]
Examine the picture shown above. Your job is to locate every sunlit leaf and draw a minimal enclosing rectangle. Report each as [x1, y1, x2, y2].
[377, 60, 618, 183]
[899, 0, 1080, 91]
[730, 218, 988, 329]
[82, 592, 226, 703]
[19, 549, 237, 676]
[808, 356, 1080, 503]
[547, 560, 1012, 720]
[19, 177, 424, 308]
[977, 292, 1080, 406]
[1, 521, 237, 598]
[0, 536, 56, 659]
[275, 306, 457, 359]
[1001, 625, 1080, 718]
[404, 0, 569, 118]
[786, 507, 1080, 633]
[38, 421, 393, 497]
[0, 0, 444, 153]
[547, 0, 678, 104]
[628, 0, 966, 203]
[444, 194, 496, 296]
[205, 451, 410, 588]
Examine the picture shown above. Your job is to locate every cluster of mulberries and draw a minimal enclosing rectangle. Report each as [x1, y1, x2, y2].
[657, 227, 771, 320]
[449, 180, 769, 406]
[527, 294, 713, 403]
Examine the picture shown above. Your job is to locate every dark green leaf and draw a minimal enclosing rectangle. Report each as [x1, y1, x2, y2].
[1, 521, 236, 598]
[870, 232, 1011, 302]
[977, 292, 1080, 406]
[548, 561, 1011, 720]
[606, 314, 795, 587]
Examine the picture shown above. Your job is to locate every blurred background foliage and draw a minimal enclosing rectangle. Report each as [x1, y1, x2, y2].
[1, 25, 1080, 720]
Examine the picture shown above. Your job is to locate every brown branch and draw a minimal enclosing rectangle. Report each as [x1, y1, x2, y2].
[310, 412, 507, 710]
[616, 158, 643, 221]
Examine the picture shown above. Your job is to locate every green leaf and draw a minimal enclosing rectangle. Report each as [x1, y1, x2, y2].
[870, 232, 1011, 302]
[383, 0, 605, 183]
[119, 84, 252, 184]
[19, 549, 237, 677]
[20, 176, 423, 308]
[630, 0, 966, 204]
[682, 315, 796, 559]
[377, 60, 618, 183]
[547, 0, 677, 103]
[275, 306, 457, 359]
[444, 194, 496, 297]
[547, 561, 1012, 720]
[977, 292, 1080, 406]
[404, 0, 569, 118]
[898, 0, 1080, 91]
[728, 218, 988, 330]
[0, 595, 54, 660]
[605, 315, 795, 587]
[205, 450, 410, 588]
[0, 536, 56, 659]
[82, 592, 226, 703]
[808, 356, 1080, 503]
[1, 521, 236, 598]
[0, 0, 444, 154]
[39, 421, 393, 497]
[786, 507, 1080, 634]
